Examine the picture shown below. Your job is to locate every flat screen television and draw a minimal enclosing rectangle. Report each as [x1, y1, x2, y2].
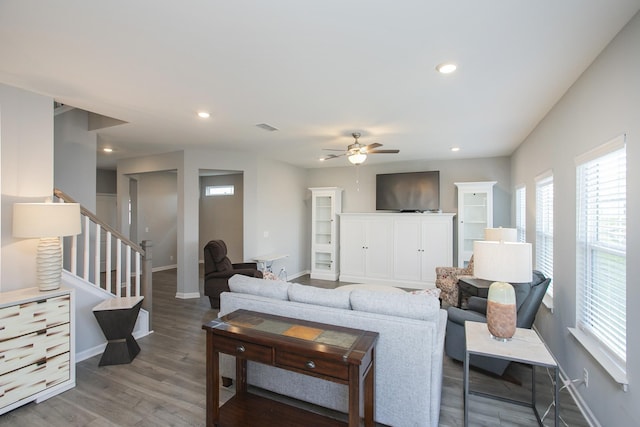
[376, 171, 440, 212]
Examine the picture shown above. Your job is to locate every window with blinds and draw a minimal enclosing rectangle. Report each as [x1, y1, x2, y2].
[576, 136, 626, 367]
[535, 173, 554, 296]
[515, 186, 526, 243]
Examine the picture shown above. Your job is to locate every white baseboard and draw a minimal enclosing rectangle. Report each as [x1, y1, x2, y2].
[175, 292, 201, 299]
[152, 264, 178, 272]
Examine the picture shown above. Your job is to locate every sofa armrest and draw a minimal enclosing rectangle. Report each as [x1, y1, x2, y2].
[446, 306, 488, 326]
[467, 297, 488, 314]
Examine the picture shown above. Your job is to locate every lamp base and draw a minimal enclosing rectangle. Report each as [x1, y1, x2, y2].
[36, 237, 63, 292]
[490, 334, 512, 342]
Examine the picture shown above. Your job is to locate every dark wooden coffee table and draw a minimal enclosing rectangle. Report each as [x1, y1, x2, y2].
[202, 309, 378, 427]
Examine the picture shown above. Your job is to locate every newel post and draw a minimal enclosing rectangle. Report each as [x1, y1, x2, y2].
[141, 240, 153, 329]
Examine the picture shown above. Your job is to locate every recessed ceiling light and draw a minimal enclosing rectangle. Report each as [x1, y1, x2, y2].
[451, 147, 460, 152]
[436, 63, 457, 74]
[197, 111, 211, 119]
[103, 148, 113, 153]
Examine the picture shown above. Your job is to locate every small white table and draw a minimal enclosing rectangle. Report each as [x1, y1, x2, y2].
[253, 253, 289, 279]
[464, 321, 559, 427]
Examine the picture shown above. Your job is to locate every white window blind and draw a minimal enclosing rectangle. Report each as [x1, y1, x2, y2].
[576, 138, 626, 366]
[515, 186, 526, 243]
[536, 174, 553, 296]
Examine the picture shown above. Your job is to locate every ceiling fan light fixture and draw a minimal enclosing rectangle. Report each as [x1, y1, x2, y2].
[348, 152, 367, 165]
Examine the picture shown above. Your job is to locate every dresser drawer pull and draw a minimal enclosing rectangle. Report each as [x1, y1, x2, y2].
[236, 345, 246, 353]
[305, 361, 316, 369]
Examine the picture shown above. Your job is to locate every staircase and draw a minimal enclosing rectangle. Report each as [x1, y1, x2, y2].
[54, 189, 153, 361]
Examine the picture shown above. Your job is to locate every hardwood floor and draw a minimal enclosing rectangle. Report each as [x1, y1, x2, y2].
[0, 270, 589, 426]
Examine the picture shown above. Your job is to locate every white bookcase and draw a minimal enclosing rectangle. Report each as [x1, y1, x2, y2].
[455, 181, 496, 267]
[309, 187, 343, 280]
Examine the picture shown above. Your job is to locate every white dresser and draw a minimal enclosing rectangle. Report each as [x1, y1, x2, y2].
[0, 287, 75, 414]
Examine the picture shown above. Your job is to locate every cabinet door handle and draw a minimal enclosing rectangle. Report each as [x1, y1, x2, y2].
[236, 345, 246, 353]
[306, 361, 316, 369]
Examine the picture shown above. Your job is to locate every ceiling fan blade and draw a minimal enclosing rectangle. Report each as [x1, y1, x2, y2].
[320, 153, 344, 161]
[322, 148, 348, 152]
[365, 143, 383, 150]
[369, 149, 400, 154]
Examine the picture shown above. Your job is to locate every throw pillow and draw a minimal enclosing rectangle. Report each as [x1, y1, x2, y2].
[410, 288, 441, 299]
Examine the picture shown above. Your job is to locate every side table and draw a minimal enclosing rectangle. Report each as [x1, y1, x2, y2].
[456, 276, 492, 307]
[93, 296, 144, 366]
[464, 321, 559, 426]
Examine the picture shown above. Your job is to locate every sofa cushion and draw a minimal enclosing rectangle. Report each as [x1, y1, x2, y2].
[228, 274, 289, 300]
[288, 283, 351, 310]
[350, 290, 440, 321]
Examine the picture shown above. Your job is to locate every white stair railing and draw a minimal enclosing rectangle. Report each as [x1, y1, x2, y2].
[54, 189, 153, 325]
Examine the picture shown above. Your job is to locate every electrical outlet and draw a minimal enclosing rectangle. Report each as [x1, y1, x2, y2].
[583, 368, 589, 388]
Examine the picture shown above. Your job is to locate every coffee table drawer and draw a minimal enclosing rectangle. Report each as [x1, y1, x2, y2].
[276, 351, 348, 381]
[214, 336, 272, 364]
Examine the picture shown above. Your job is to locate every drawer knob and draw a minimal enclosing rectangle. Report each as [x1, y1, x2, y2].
[306, 361, 316, 369]
[236, 345, 246, 353]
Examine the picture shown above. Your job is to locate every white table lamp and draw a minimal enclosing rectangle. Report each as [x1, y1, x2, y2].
[484, 227, 517, 242]
[13, 202, 81, 291]
[473, 240, 532, 340]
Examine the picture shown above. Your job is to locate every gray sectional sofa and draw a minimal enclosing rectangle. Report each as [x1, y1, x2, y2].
[218, 274, 447, 427]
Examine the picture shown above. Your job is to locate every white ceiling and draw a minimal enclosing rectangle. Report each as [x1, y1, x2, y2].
[1, 1, 638, 169]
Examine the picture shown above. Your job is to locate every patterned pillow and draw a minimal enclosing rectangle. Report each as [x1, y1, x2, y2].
[410, 288, 441, 299]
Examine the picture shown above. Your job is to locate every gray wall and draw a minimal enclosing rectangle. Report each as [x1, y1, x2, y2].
[511, 12, 639, 426]
[135, 171, 178, 269]
[199, 173, 244, 263]
[54, 108, 97, 211]
[306, 156, 512, 265]
[97, 169, 117, 194]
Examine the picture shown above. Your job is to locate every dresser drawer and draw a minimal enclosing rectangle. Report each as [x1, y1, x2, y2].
[276, 351, 349, 381]
[0, 295, 70, 341]
[0, 351, 69, 408]
[213, 336, 272, 364]
[0, 323, 70, 375]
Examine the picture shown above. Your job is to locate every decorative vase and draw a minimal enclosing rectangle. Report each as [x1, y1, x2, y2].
[486, 281, 517, 341]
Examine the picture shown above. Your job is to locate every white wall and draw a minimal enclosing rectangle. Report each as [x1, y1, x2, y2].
[511, 12, 640, 426]
[0, 84, 54, 292]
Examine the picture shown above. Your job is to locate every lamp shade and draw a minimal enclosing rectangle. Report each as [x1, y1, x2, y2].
[13, 203, 81, 237]
[473, 240, 532, 283]
[484, 227, 517, 242]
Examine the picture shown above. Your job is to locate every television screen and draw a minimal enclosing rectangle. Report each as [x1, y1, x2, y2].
[376, 171, 440, 212]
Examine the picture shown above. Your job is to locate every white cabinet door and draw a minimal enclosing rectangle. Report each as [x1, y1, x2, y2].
[340, 218, 366, 277]
[393, 219, 422, 281]
[421, 219, 452, 283]
[364, 218, 393, 279]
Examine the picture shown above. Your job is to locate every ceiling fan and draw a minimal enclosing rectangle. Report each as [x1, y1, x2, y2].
[321, 132, 400, 165]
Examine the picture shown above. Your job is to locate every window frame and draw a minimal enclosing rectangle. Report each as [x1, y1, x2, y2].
[535, 171, 554, 307]
[515, 185, 526, 243]
[570, 134, 627, 387]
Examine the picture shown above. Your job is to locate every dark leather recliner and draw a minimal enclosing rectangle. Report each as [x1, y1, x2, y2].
[444, 270, 551, 376]
[203, 240, 263, 308]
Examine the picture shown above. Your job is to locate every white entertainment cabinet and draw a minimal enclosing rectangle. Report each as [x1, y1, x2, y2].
[339, 212, 455, 289]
